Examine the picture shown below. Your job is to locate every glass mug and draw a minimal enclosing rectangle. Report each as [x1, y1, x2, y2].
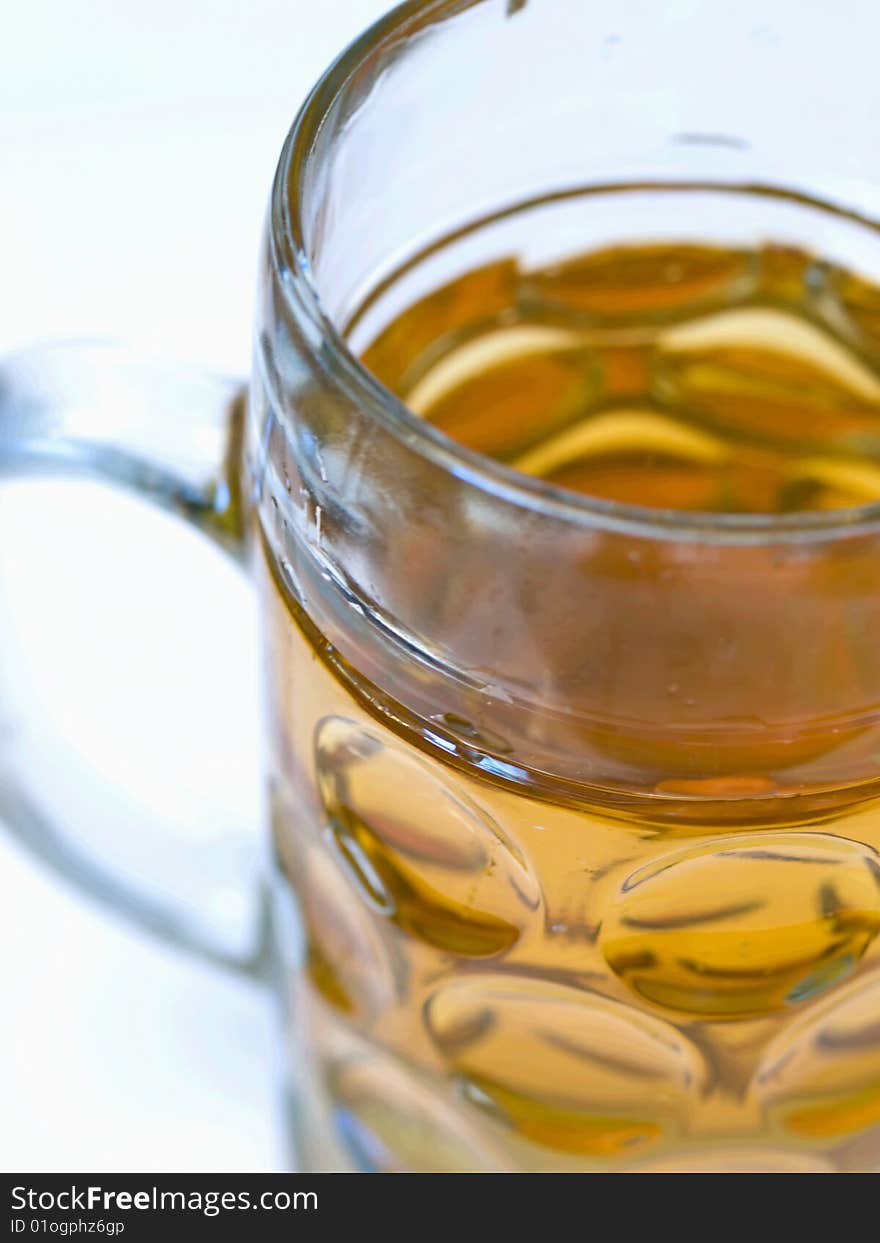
[3, 0, 880, 1173]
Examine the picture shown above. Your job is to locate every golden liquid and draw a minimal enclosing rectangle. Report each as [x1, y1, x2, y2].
[265, 230, 880, 1173]
[362, 239, 880, 513]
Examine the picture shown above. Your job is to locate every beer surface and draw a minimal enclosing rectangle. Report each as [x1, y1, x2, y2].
[363, 241, 880, 513]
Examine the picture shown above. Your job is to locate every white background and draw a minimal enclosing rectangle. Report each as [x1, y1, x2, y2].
[1, 0, 388, 1174]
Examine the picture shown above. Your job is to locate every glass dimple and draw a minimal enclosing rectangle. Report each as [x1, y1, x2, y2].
[294, 845, 396, 1023]
[600, 834, 880, 1018]
[325, 1055, 503, 1174]
[519, 242, 759, 321]
[404, 325, 600, 463]
[314, 717, 540, 956]
[424, 974, 705, 1158]
[755, 974, 880, 1145]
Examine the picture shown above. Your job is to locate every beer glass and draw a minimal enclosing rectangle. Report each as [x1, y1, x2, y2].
[3, 0, 880, 1172]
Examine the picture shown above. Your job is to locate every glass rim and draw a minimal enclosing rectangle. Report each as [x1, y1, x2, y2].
[271, 0, 880, 545]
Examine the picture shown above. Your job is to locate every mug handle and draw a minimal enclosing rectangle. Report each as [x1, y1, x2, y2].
[0, 341, 269, 978]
